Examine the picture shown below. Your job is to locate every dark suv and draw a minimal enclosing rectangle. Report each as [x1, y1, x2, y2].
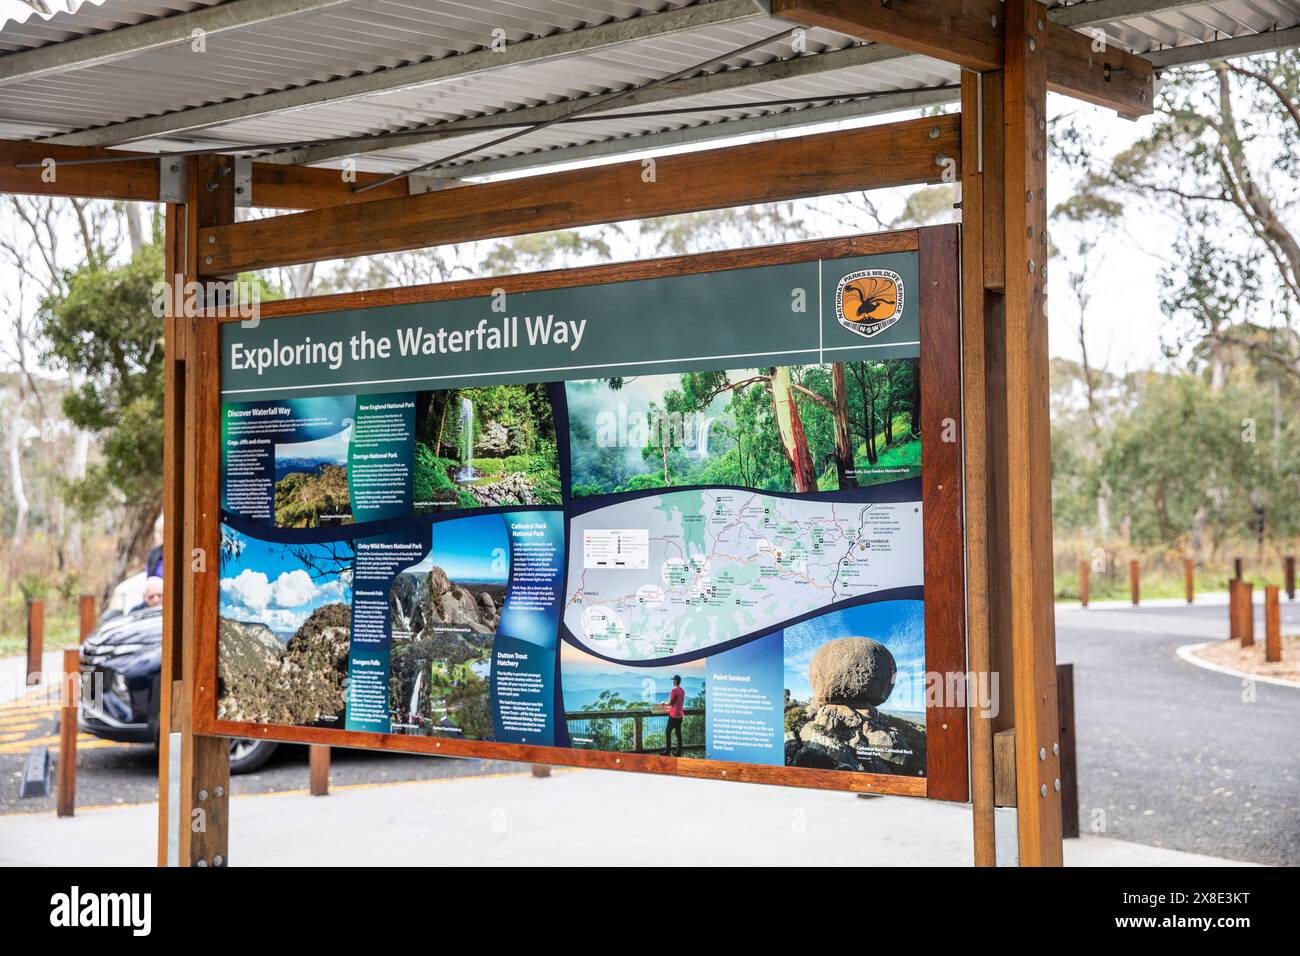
[79, 606, 280, 773]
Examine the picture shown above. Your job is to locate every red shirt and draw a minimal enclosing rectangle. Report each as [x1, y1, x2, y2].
[667, 686, 685, 719]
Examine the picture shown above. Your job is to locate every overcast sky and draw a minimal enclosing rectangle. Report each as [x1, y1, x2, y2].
[0, 0, 1195, 374]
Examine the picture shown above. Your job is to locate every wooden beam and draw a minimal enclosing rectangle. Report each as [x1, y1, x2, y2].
[773, 0, 1003, 71]
[0, 139, 408, 207]
[1046, 21, 1152, 117]
[199, 116, 959, 273]
[771, 0, 1153, 116]
[1000, 0, 1063, 866]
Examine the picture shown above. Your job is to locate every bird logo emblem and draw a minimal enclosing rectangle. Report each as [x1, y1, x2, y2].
[834, 269, 903, 338]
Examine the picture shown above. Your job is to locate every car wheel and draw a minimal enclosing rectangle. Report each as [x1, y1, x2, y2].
[229, 738, 277, 774]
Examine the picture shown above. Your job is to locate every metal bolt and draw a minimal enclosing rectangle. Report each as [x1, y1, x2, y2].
[205, 255, 213, 265]
[1026, 190, 1034, 202]
[929, 126, 940, 139]
[1053, 742, 1060, 756]
[1040, 784, 1048, 798]
[197, 860, 208, 867]
[1027, 226, 1034, 238]
[1037, 17, 1045, 31]
[1036, 148, 1044, 161]
[1029, 37, 1036, 52]
[1041, 266, 1047, 279]
[1038, 118, 1046, 131]
[1039, 747, 1046, 761]
[214, 854, 224, 866]
[206, 181, 218, 192]
[207, 235, 215, 244]
[198, 789, 208, 801]
[991, 14, 997, 27]
[1054, 778, 1061, 792]
[215, 786, 224, 797]
[1028, 260, 1036, 273]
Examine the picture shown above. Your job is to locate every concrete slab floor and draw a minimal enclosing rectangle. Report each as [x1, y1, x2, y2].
[0, 767, 1257, 867]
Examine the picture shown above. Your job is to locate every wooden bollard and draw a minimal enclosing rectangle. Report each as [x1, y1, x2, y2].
[1239, 581, 1255, 647]
[1265, 586, 1281, 663]
[309, 744, 330, 796]
[1285, 556, 1295, 601]
[1079, 560, 1089, 607]
[1234, 557, 1244, 580]
[25, 599, 44, 686]
[78, 594, 97, 643]
[1228, 580, 1240, 640]
[1184, 559, 1195, 605]
[1129, 559, 1140, 606]
[57, 648, 79, 817]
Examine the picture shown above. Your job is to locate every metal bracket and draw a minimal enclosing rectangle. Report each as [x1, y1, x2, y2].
[159, 157, 187, 204]
[233, 156, 253, 207]
[407, 173, 458, 195]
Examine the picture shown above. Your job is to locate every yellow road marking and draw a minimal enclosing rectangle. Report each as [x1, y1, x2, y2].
[0, 733, 130, 755]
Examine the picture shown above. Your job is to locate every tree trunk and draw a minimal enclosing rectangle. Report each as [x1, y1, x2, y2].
[830, 364, 857, 488]
[769, 367, 817, 492]
[909, 359, 921, 436]
[883, 365, 894, 447]
[103, 500, 163, 605]
[8, 415, 29, 546]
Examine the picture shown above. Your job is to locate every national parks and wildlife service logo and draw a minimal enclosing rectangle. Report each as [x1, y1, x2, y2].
[835, 269, 903, 339]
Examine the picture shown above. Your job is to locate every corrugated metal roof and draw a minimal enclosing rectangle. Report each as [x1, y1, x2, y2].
[0, 0, 1296, 175]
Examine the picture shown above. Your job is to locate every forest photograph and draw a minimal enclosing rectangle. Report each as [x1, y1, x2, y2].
[412, 382, 562, 512]
[566, 359, 921, 498]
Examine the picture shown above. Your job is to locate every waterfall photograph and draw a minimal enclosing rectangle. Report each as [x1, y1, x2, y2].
[411, 383, 562, 513]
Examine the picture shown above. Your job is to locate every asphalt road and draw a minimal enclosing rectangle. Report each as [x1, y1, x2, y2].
[1058, 601, 1300, 866]
[0, 694, 529, 815]
[2, 602, 1296, 865]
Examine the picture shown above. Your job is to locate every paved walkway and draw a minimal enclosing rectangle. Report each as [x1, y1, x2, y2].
[0, 767, 1255, 867]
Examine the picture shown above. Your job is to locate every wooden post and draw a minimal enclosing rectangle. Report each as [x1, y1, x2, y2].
[1240, 581, 1255, 648]
[157, 154, 234, 868]
[961, 69, 1002, 867]
[531, 764, 552, 778]
[1285, 556, 1295, 601]
[1129, 559, 1140, 606]
[1265, 586, 1281, 663]
[1234, 557, 1243, 580]
[1184, 559, 1195, 605]
[79, 594, 97, 643]
[998, 0, 1062, 865]
[1056, 663, 1078, 839]
[309, 745, 330, 796]
[57, 648, 79, 817]
[25, 599, 44, 685]
[1079, 560, 1089, 608]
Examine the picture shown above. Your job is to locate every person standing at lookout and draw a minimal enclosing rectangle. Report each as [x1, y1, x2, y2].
[662, 675, 685, 757]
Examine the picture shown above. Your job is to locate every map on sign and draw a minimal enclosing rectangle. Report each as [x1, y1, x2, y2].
[564, 489, 923, 662]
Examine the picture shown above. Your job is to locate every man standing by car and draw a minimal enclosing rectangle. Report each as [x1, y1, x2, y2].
[662, 675, 685, 757]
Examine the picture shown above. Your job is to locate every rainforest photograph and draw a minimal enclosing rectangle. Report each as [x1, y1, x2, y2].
[566, 359, 920, 497]
[412, 382, 562, 512]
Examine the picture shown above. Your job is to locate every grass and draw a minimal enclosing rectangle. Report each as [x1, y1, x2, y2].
[0, 603, 83, 658]
[1054, 565, 1292, 603]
